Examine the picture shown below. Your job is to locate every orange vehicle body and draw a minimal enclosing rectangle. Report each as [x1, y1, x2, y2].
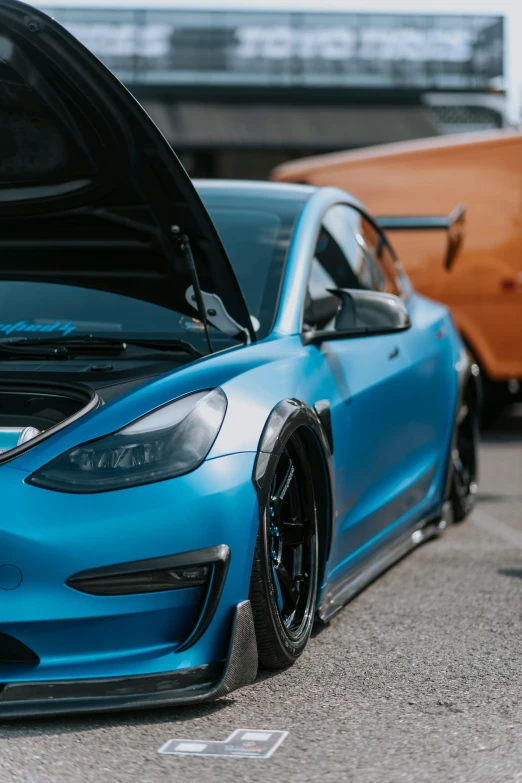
[272, 130, 522, 385]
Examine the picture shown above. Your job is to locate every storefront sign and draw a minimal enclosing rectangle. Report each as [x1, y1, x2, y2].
[44, 8, 504, 90]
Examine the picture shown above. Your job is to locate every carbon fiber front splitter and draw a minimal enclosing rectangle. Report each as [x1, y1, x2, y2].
[0, 600, 258, 719]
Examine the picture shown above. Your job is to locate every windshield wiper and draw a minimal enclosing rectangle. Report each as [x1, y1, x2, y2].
[0, 335, 204, 359]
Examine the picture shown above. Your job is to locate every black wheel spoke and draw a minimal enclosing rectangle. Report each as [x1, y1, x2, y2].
[251, 432, 319, 667]
[271, 460, 295, 516]
[453, 452, 464, 475]
[275, 562, 299, 613]
[265, 435, 319, 637]
[281, 518, 305, 546]
[456, 403, 469, 426]
[450, 389, 479, 522]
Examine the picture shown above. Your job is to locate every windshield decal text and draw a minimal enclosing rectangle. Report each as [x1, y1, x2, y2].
[0, 321, 77, 337]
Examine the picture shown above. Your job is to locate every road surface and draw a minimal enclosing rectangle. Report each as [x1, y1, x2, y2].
[1, 406, 521, 783]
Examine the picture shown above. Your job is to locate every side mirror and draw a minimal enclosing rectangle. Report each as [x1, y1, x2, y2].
[303, 286, 342, 331]
[303, 289, 411, 344]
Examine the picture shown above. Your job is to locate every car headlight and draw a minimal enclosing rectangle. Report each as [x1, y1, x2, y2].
[27, 389, 227, 493]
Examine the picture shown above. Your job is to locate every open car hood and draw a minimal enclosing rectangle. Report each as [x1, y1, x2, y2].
[0, 0, 255, 342]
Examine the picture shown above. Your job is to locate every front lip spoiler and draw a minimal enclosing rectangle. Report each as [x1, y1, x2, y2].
[0, 600, 258, 719]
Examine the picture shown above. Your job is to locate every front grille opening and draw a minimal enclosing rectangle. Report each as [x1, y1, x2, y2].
[0, 634, 39, 665]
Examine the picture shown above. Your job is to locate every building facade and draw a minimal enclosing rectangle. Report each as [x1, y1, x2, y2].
[40, 2, 506, 178]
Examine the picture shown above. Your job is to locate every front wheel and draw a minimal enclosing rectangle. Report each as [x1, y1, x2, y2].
[249, 433, 319, 669]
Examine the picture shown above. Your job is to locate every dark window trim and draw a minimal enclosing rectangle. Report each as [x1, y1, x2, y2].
[300, 200, 410, 339]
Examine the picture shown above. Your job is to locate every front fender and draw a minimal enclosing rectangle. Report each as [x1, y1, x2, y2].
[252, 398, 335, 578]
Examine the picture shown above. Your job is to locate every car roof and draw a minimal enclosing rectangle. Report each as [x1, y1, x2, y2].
[193, 178, 317, 204]
[193, 179, 368, 215]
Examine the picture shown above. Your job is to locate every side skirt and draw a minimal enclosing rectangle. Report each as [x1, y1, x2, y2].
[317, 505, 451, 623]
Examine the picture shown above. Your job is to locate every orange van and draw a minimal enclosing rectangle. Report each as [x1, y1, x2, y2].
[272, 130, 522, 421]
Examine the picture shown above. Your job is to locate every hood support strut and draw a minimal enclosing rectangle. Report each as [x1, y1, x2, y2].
[72, 208, 214, 353]
[174, 229, 213, 354]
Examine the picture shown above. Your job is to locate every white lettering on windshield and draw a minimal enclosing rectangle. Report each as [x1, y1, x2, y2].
[0, 321, 77, 337]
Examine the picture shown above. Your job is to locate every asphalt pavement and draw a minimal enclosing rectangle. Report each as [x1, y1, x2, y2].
[1, 406, 521, 783]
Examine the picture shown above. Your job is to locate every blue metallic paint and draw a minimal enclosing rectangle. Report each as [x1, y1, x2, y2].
[0, 182, 464, 710]
[0, 453, 258, 681]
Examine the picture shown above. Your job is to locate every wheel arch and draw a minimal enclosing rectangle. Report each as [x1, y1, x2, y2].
[443, 352, 481, 501]
[456, 321, 492, 383]
[252, 399, 335, 588]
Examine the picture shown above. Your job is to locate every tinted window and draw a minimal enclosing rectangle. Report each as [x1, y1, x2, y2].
[0, 281, 185, 340]
[304, 204, 377, 331]
[377, 243, 406, 297]
[317, 205, 375, 291]
[205, 207, 282, 327]
[199, 188, 307, 336]
[0, 190, 306, 347]
[353, 213, 404, 296]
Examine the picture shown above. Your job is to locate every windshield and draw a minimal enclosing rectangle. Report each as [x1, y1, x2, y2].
[200, 186, 307, 336]
[0, 188, 306, 350]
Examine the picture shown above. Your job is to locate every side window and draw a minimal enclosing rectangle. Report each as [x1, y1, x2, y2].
[356, 215, 404, 297]
[378, 243, 407, 297]
[318, 205, 374, 291]
[304, 204, 376, 332]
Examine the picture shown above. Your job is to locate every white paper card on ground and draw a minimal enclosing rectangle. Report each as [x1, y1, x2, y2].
[174, 743, 208, 753]
[159, 729, 288, 759]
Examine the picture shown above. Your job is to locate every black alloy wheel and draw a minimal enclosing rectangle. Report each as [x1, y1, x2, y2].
[249, 433, 319, 668]
[451, 395, 479, 521]
[480, 376, 512, 429]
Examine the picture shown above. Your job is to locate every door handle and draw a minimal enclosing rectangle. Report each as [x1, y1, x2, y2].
[388, 346, 399, 360]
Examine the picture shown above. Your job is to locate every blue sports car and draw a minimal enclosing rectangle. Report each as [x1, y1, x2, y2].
[0, 0, 479, 717]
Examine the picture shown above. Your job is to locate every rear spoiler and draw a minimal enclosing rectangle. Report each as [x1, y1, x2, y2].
[377, 203, 465, 270]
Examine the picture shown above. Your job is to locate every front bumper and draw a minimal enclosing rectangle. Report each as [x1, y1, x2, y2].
[0, 600, 258, 718]
[0, 453, 259, 695]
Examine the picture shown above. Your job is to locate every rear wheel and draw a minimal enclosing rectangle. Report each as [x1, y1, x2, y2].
[249, 433, 319, 669]
[480, 376, 511, 429]
[450, 393, 479, 521]
[463, 345, 508, 429]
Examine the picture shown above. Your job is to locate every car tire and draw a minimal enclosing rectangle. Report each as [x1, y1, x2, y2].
[450, 387, 479, 522]
[461, 345, 505, 430]
[249, 432, 319, 669]
[480, 376, 510, 429]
